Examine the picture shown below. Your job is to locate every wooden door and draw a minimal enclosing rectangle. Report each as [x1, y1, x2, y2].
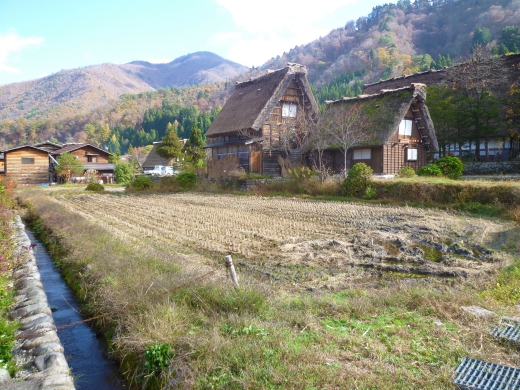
[251, 151, 262, 173]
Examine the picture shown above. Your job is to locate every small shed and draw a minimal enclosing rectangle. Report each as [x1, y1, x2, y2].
[325, 83, 438, 174]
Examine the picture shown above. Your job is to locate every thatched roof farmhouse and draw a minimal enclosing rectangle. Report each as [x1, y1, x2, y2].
[205, 63, 318, 176]
[324, 83, 438, 174]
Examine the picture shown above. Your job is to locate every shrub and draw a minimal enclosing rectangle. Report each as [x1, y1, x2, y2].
[417, 164, 443, 177]
[207, 156, 245, 179]
[435, 156, 464, 179]
[174, 172, 198, 190]
[288, 166, 314, 182]
[84, 169, 99, 183]
[85, 182, 105, 192]
[343, 163, 373, 197]
[114, 162, 133, 184]
[397, 167, 415, 178]
[127, 176, 156, 192]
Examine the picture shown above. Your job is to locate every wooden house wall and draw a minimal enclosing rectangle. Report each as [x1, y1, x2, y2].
[68, 146, 110, 164]
[5, 149, 49, 184]
[383, 107, 427, 174]
[211, 144, 251, 171]
[382, 144, 426, 174]
[389, 108, 422, 143]
[262, 150, 282, 176]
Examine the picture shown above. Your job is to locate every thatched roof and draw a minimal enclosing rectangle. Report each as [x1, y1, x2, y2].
[142, 143, 170, 169]
[205, 63, 318, 137]
[326, 83, 438, 151]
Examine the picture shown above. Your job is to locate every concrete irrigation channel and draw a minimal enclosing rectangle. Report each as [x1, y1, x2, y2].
[4, 216, 127, 389]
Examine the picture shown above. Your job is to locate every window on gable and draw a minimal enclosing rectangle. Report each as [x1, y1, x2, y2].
[87, 155, 98, 163]
[282, 102, 298, 118]
[353, 149, 371, 160]
[407, 148, 418, 161]
[21, 157, 34, 164]
[398, 119, 413, 137]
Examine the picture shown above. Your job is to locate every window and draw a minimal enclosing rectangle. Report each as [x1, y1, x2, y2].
[353, 149, 371, 159]
[398, 119, 413, 137]
[282, 102, 298, 118]
[87, 155, 98, 163]
[21, 157, 34, 164]
[407, 148, 418, 161]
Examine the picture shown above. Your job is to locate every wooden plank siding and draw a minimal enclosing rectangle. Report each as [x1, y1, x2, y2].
[67, 146, 110, 164]
[382, 144, 426, 174]
[5, 148, 49, 185]
[262, 150, 282, 176]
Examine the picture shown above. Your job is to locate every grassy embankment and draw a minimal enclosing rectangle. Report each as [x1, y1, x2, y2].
[16, 184, 520, 390]
[205, 176, 520, 222]
[0, 186, 20, 376]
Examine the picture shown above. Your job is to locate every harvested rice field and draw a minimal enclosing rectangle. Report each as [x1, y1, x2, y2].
[56, 193, 508, 288]
[18, 190, 520, 389]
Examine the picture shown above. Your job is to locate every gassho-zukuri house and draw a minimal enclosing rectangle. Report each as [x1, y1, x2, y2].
[323, 83, 439, 174]
[204, 63, 319, 176]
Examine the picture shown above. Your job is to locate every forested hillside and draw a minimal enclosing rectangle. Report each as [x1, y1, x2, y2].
[1, 0, 519, 154]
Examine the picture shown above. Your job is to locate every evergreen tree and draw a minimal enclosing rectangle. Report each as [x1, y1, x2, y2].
[499, 43, 509, 55]
[501, 26, 520, 53]
[471, 27, 492, 49]
[446, 54, 453, 66]
[491, 45, 499, 56]
[157, 123, 183, 166]
[183, 124, 206, 167]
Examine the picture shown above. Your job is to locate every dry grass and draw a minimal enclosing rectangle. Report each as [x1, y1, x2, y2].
[16, 189, 520, 389]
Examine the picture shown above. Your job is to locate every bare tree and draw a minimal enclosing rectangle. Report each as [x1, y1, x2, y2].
[321, 102, 371, 177]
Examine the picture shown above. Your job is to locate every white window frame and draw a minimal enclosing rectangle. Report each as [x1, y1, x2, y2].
[398, 119, 413, 137]
[282, 102, 298, 118]
[353, 148, 371, 160]
[407, 148, 418, 161]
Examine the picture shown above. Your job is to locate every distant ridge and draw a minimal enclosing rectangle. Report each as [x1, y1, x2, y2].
[0, 51, 248, 121]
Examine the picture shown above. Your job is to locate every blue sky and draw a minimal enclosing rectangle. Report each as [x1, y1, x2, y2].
[0, 0, 391, 86]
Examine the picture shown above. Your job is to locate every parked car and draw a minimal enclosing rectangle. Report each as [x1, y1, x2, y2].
[143, 165, 178, 176]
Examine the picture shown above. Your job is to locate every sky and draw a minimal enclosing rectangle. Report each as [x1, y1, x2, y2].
[0, 0, 391, 86]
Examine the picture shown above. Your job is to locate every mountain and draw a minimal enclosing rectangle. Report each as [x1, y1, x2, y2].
[255, 0, 520, 88]
[121, 51, 248, 88]
[1, 0, 520, 150]
[0, 52, 248, 122]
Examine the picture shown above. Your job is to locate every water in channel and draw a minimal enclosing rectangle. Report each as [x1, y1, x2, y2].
[25, 229, 128, 390]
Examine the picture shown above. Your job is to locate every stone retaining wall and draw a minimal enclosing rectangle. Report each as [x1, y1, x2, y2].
[463, 161, 520, 175]
[1, 215, 75, 390]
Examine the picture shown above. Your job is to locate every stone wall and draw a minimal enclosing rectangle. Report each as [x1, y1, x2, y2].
[1, 216, 75, 389]
[463, 162, 520, 176]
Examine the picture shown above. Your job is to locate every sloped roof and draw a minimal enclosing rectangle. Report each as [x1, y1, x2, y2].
[52, 143, 112, 156]
[2, 145, 50, 154]
[205, 63, 318, 137]
[34, 141, 63, 151]
[326, 83, 438, 151]
[142, 143, 170, 168]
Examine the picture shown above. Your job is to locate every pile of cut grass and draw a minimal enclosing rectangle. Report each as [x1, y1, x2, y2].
[16, 189, 520, 389]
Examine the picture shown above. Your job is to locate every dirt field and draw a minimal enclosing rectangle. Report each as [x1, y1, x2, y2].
[53, 192, 511, 289]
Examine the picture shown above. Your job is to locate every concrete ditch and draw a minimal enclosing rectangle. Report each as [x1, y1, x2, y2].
[1, 215, 75, 390]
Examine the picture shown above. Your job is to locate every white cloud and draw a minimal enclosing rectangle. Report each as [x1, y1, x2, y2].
[0, 28, 44, 74]
[213, 0, 357, 66]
